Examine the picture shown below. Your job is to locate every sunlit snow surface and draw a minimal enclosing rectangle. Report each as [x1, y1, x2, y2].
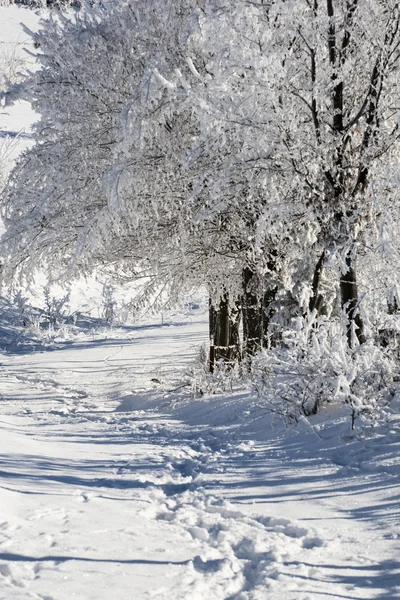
[0, 7, 400, 600]
[0, 304, 400, 600]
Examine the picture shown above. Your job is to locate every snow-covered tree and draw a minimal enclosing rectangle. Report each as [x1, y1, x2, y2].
[3, 0, 400, 377]
[2, 2, 201, 289]
[2, 0, 283, 365]
[259, 0, 400, 346]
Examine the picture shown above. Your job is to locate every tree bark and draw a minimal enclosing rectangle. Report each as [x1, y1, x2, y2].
[309, 250, 326, 315]
[388, 295, 399, 316]
[242, 267, 262, 357]
[340, 253, 366, 347]
[262, 287, 277, 348]
[209, 292, 241, 371]
[228, 301, 242, 364]
[209, 298, 216, 373]
[214, 292, 230, 362]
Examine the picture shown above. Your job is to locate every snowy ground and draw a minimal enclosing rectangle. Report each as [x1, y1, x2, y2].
[0, 304, 399, 600]
[1, 6, 400, 600]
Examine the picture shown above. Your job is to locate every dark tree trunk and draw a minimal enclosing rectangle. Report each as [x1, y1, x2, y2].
[262, 251, 278, 348]
[309, 250, 326, 315]
[209, 293, 241, 372]
[262, 287, 277, 348]
[340, 253, 366, 347]
[214, 292, 230, 362]
[229, 302, 242, 364]
[388, 295, 399, 315]
[242, 267, 262, 357]
[209, 298, 216, 373]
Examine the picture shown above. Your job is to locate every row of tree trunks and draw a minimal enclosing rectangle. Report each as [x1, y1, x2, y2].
[209, 251, 366, 373]
[210, 250, 368, 372]
[209, 267, 278, 372]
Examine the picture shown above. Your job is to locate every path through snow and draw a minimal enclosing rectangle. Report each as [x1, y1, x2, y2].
[0, 310, 399, 599]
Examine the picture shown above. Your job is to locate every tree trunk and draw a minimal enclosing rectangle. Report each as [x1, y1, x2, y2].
[209, 292, 241, 372]
[309, 250, 326, 315]
[214, 292, 230, 362]
[209, 298, 216, 373]
[262, 251, 278, 348]
[242, 267, 262, 357]
[229, 301, 242, 364]
[340, 253, 366, 347]
[262, 287, 277, 348]
[388, 294, 399, 315]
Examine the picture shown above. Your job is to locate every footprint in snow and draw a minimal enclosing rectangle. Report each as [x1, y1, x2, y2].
[192, 555, 229, 573]
[302, 536, 325, 549]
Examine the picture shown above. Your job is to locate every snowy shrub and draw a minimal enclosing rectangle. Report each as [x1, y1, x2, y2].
[13, 289, 32, 326]
[0, 41, 28, 92]
[0, 134, 22, 195]
[187, 343, 245, 397]
[100, 283, 117, 325]
[252, 318, 397, 428]
[42, 285, 70, 327]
